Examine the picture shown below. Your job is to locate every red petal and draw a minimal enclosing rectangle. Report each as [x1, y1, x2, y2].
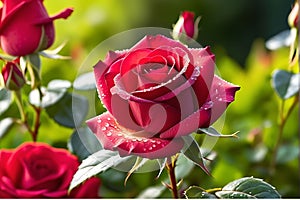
[86, 112, 184, 159]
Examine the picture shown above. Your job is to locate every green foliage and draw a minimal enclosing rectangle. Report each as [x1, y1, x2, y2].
[185, 177, 281, 199]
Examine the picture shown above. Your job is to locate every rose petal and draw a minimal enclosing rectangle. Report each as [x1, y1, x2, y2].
[208, 75, 240, 123]
[86, 112, 184, 159]
[160, 75, 240, 139]
[69, 177, 100, 198]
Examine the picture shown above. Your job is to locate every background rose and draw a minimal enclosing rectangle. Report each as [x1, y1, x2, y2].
[0, 142, 100, 198]
[87, 34, 240, 159]
[0, 0, 73, 56]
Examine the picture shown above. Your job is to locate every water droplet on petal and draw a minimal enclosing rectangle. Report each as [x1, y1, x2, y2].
[117, 133, 122, 137]
[105, 123, 109, 127]
[107, 132, 112, 136]
[143, 139, 148, 142]
[149, 147, 153, 151]
[102, 127, 107, 131]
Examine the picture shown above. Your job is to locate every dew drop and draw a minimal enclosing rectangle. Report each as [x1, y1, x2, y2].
[137, 138, 143, 142]
[149, 147, 153, 151]
[132, 138, 137, 142]
[143, 139, 148, 142]
[117, 133, 123, 137]
[97, 119, 102, 123]
[156, 141, 161, 145]
[107, 117, 111, 121]
[152, 144, 156, 148]
[101, 127, 107, 131]
[105, 123, 110, 127]
[107, 132, 112, 136]
[143, 148, 147, 152]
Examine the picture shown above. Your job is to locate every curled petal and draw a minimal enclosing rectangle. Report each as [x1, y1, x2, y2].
[86, 112, 184, 159]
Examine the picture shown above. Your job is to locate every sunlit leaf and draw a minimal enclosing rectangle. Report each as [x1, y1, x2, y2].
[272, 69, 300, 99]
[39, 51, 71, 59]
[47, 79, 72, 90]
[181, 135, 210, 175]
[0, 89, 12, 115]
[137, 185, 166, 198]
[73, 72, 96, 90]
[0, 118, 15, 139]
[215, 177, 281, 198]
[29, 87, 66, 108]
[69, 150, 132, 191]
[68, 126, 102, 161]
[197, 127, 239, 138]
[46, 93, 88, 128]
[175, 153, 195, 179]
[265, 29, 293, 50]
[184, 186, 217, 199]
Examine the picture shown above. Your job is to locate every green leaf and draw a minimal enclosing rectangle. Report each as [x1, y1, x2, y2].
[184, 186, 217, 199]
[265, 29, 292, 50]
[0, 118, 15, 139]
[68, 126, 102, 161]
[69, 150, 132, 191]
[73, 72, 96, 90]
[0, 89, 12, 115]
[175, 153, 195, 179]
[181, 135, 210, 175]
[29, 87, 66, 108]
[47, 79, 72, 90]
[137, 185, 166, 198]
[276, 144, 299, 164]
[272, 69, 300, 99]
[46, 93, 88, 128]
[197, 127, 239, 138]
[215, 177, 281, 198]
[39, 51, 71, 59]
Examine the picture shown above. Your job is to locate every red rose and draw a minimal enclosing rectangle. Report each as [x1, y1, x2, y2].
[172, 11, 200, 41]
[87, 35, 239, 159]
[1, 60, 25, 90]
[0, 0, 73, 56]
[0, 142, 100, 198]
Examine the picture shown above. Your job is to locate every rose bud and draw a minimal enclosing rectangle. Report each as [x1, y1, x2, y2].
[0, 142, 100, 198]
[1, 62, 25, 90]
[0, 0, 73, 56]
[172, 11, 201, 42]
[87, 35, 240, 159]
[288, 2, 299, 28]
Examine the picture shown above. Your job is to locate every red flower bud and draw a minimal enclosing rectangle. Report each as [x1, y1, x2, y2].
[172, 11, 200, 42]
[288, 2, 299, 28]
[2, 62, 25, 90]
[0, 0, 73, 56]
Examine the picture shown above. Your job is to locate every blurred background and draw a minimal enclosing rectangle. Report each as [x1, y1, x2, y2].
[1, 0, 299, 198]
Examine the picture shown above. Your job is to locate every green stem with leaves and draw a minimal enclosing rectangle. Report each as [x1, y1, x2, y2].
[166, 155, 179, 198]
[14, 89, 42, 142]
[270, 95, 299, 173]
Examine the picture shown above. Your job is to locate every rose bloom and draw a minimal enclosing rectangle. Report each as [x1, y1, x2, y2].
[0, 0, 73, 56]
[172, 11, 200, 41]
[0, 142, 100, 198]
[87, 35, 240, 159]
[1, 60, 25, 90]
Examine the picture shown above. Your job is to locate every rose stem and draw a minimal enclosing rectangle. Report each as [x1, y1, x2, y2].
[166, 155, 179, 198]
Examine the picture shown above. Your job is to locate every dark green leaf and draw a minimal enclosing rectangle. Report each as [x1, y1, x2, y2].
[46, 93, 88, 128]
[181, 135, 210, 175]
[215, 177, 281, 198]
[69, 150, 132, 191]
[68, 126, 102, 160]
[184, 186, 217, 199]
[175, 153, 195, 179]
[73, 72, 96, 90]
[198, 127, 238, 138]
[29, 87, 66, 108]
[0, 118, 15, 139]
[272, 70, 300, 99]
[0, 89, 12, 115]
[28, 54, 41, 70]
